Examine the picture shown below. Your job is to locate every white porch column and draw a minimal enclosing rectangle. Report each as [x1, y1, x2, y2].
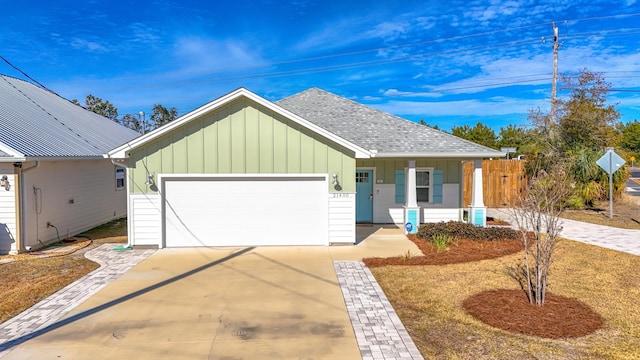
[469, 159, 487, 226]
[404, 160, 420, 234]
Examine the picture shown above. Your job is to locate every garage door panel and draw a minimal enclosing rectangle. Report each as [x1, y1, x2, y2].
[164, 176, 328, 247]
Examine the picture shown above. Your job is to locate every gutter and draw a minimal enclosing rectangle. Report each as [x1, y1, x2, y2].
[0, 157, 26, 163]
[110, 158, 132, 249]
[15, 161, 40, 253]
[372, 151, 506, 159]
[23, 156, 103, 161]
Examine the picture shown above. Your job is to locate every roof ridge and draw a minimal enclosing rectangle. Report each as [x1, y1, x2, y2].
[292, 88, 500, 152]
[277, 87, 504, 155]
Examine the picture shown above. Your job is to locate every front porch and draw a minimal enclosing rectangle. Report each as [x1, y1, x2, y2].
[354, 158, 487, 232]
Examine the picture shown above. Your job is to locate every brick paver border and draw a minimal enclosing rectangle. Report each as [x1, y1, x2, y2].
[334, 261, 424, 360]
[0, 244, 156, 357]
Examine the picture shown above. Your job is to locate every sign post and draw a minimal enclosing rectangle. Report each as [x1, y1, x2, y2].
[596, 148, 626, 219]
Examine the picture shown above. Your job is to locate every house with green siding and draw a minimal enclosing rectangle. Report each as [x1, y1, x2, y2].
[108, 87, 503, 248]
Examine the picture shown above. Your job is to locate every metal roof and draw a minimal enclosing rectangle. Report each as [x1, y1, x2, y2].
[0, 75, 139, 158]
[278, 88, 504, 157]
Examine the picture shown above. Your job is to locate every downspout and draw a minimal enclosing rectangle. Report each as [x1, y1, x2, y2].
[16, 161, 40, 253]
[110, 158, 131, 248]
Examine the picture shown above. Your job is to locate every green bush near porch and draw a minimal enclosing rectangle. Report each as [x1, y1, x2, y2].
[417, 221, 519, 242]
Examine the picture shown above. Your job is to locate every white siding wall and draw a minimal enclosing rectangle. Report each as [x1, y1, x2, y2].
[0, 166, 16, 253]
[373, 183, 461, 224]
[328, 193, 355, 244]
[22, 160, 127, 249]
[422, 184, 462, 223]
[373, 184, 402, 224]
[130, 194, 161, 246]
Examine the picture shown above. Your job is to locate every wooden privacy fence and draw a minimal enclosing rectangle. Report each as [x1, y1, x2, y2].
[463, 160, 527, 207]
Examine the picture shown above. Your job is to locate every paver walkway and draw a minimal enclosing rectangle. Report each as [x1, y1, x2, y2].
[0, 245, 156, 357]
[334, 261, 424, 360]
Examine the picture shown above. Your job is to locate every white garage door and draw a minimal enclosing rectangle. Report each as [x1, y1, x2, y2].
[163, 175, 328, 247]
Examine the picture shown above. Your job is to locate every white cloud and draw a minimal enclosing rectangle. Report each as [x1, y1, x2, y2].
[69, 38, 109, 53]
[373, 96, 547, 117]
[127, 22, 163, 46]
[382, 88, 444, 98]
[172, 37, 264, 73]
[365, 20, 410, 42]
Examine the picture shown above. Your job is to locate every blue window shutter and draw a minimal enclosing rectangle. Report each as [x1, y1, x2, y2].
[395, 170, 405, 204]
[433, 170, 443, 204]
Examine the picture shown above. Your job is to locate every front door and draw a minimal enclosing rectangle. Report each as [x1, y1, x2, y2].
[355, 170, 373, 222]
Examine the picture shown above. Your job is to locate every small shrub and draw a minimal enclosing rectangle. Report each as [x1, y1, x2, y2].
[417, 221, 519, 242]
[431, 234, 452, 252]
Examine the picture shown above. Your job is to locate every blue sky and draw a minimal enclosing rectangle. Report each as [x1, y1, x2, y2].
[2, 0, 639, 132]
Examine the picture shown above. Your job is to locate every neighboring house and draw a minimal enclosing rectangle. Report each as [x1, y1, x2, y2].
[108, 87, 503, 248]
[0, 75, 140, 254]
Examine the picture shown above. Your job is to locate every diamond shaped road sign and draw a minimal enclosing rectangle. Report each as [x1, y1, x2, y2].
[597, 149, 626, 175]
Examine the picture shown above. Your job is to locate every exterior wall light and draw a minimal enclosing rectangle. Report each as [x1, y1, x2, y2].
[332, 173, 342, 191]
[0, 175, 10, 191]
[145, 172, 155, 185]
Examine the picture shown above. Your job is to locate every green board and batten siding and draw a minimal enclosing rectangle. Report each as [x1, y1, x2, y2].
[128, 98, 356, 194]
[355, 159, 461, 184]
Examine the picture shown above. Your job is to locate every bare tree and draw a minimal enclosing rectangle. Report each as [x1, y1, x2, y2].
[510, 159, 571, 306]
[80, 94, 119, 121]
[150, 104, 178, 128]
[120, 113, 152, 134]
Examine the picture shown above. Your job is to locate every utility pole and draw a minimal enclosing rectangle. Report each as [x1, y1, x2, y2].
[549, 23, 559, 139]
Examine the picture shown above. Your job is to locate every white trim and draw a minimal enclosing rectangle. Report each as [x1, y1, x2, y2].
[3, 156, 105, 163]
[373, 151, 505, 158]
[158, 173, 329, 181]
[115, 167, 125, 190]
[0, 157, 25, 163]
[415, 167, 434, 204]
[108, 88, 371, 160]
[159, 173, 330, 247]
[0, 143, 23, 159]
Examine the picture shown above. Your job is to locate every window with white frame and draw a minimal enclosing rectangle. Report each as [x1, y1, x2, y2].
[416, 169, 432, 202]
[115, 167, 125, 190]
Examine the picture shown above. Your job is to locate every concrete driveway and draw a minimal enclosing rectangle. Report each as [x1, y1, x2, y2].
[2, 226, 421, 359]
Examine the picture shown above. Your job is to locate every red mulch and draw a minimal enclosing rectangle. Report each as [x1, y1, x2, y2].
[363, 234, 524, 267]
[462, 289, 604, 338]
[364, 231, 605, 339]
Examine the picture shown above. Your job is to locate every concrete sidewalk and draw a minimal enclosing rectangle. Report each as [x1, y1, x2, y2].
[488, 208, 640, 256]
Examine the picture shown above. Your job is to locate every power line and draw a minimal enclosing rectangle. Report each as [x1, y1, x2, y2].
[0, 55, 58, 95]
[5, 11, 640, 105]
[17, 11, 637, 92]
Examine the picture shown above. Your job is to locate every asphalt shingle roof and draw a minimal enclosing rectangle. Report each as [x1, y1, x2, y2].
[0, 75, 139, 158]
[278, 88, 503, 156]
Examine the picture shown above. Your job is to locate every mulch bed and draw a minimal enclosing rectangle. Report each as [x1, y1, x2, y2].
[463, 289, 605, 338]
[363, 234, 524, 267]
[364, 230, 605, 339]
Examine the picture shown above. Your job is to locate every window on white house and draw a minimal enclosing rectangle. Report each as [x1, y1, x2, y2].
[416, 170, 431, 202]
[115, 168, 125, 190]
